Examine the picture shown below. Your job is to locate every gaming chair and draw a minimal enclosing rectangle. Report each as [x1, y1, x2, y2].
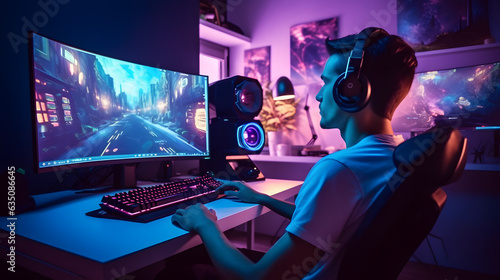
[337, 126, 468, 280]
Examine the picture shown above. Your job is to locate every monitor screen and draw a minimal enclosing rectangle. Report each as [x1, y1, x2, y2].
[30, 33, 209, 172]
[392, 62, 500, 132]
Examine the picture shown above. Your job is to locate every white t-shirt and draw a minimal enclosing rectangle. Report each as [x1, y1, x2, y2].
[285, 134, 404, 279]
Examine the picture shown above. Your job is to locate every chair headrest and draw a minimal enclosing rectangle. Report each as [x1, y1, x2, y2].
[392, 126, 467, 194]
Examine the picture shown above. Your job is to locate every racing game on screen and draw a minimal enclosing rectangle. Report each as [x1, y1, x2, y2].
[31, 33, 209, 169]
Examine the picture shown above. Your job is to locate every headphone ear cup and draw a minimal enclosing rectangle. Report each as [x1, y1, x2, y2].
[332, 72, 371, 113]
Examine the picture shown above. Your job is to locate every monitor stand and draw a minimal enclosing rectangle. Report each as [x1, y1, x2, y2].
[113, 163, 137, 189]
[78, 161, 174, 194]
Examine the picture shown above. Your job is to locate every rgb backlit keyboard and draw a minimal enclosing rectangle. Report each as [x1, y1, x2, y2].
[99, 175, 223, 218]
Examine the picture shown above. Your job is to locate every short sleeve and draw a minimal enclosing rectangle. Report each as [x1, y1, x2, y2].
[286, 158, 363, 253]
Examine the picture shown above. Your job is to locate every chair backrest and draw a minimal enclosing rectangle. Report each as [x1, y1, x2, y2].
[337, 126, 468, 280]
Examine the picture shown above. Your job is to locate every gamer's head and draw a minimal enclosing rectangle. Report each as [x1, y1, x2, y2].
[316, 27, 418, 130]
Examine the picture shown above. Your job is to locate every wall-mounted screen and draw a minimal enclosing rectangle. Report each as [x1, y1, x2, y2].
[392, 62, 500, 132]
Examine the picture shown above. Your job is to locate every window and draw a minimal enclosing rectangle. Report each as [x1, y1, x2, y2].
[200, 39, 228, 83]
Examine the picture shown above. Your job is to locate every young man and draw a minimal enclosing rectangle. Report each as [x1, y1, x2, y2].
[171, 27, 418, 279]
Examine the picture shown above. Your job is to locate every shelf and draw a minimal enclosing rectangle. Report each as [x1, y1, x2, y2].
[415, 42, 500, 72]
[415, 42, 500, 58]
[199, 18, 251, 47]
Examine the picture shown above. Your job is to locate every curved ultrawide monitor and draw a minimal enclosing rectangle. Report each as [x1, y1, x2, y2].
[29, 33, 209, 173]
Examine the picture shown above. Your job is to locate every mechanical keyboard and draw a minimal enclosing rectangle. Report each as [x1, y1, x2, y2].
[99, 175, 223, 219]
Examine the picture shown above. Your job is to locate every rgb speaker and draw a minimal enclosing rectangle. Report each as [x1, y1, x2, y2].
[209, 75, 263, 119]
[208, 76, 265, 156]
[210, 118, 265, 155]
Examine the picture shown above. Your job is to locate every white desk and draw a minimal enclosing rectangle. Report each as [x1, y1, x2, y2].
[0, 179, 302, 280]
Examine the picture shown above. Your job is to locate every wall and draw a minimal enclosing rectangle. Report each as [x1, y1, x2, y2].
[1, 0, 200, 194]
[227, 0, 500, 150]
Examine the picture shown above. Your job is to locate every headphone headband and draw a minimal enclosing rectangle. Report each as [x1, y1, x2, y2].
[343, 37, 366, 81]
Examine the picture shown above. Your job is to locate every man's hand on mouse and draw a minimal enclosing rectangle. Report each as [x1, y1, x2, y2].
[171, 203, 217, 232]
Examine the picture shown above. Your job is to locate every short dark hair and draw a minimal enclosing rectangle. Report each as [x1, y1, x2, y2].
[326, 28, 418, 120]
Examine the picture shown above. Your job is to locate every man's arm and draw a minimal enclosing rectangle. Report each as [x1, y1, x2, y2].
[257, 193, 295, 220]
[171, 204, 322, 280]
[217, 181, 295, 220]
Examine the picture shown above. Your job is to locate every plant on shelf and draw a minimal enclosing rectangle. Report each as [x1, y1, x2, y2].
[258, 81, 299, 133]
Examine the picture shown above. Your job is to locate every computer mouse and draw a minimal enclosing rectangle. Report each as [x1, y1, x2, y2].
[171, 219, 183, 229]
